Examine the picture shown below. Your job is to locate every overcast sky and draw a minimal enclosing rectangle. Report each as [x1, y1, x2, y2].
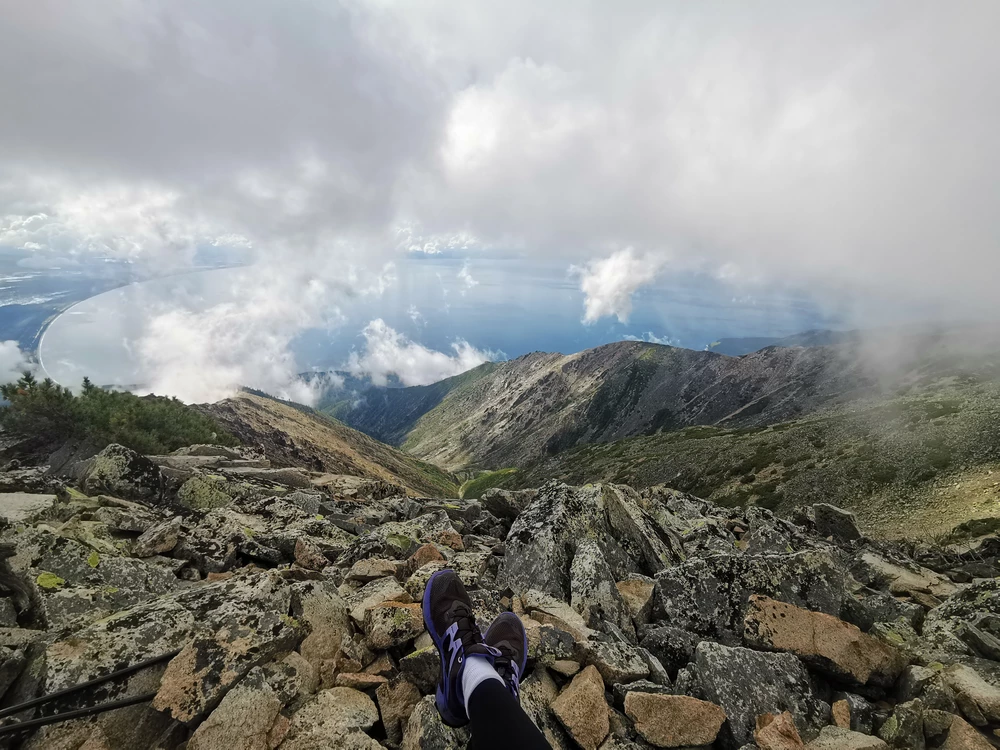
[3, 1, 1000, 400]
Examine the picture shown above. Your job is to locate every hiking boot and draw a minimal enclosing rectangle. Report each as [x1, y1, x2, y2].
[484, 611, 528, 701]
[422, 568, 499, 727]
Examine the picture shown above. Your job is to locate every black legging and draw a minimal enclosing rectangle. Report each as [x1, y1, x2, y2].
[467, 679, 552, 750]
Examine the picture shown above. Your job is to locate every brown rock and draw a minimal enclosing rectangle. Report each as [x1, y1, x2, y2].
[377, 678, 422, 746]
[347, 558, 402, 583]
[294, 537, 329, 571]
[336, 672, 389, 690]
[941, 717, 994, 750]
[744, 595, 904, 686]
[297, 581, 352, 688]
[624, 692, 726, 748]
[550, 660, 581, 677]
[363, 653, 396, 677]
[755, 712, 806, 749]
[807, 725, 889, 749]
[616, 578, 655, 625]
[364, 602, 425, 650]
[551, 665, 610, 750]
[434, 530, 464, 552]
[943, 664, 1000, 725]
[832, 699, 851, 729]
[187, 668, 283, 750]
[757, 714, 807, 748]
[347, 577, 413, 625]
[406, 544, 445, 575]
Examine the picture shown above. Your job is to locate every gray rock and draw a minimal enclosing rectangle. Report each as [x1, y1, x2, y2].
[813, 503, 862, 542]
[691, 641, 830, 749]
[0, 493, 57, 525]
[133, 517, 182, 558]
[480, 488, 535, 521]
[402, 695, 469, 749]
[639, 626, 700, 679]
[832, 691, 875, 734]
[570, 541, 635, 640]
[841, 590, 925, 633]
[654, 549, 848, 644]
[878, 698, 925, 749]
[582, 640, 649, 685]
[80, 444, 164, 503]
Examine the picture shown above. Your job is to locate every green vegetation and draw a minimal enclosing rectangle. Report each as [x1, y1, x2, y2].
[460, 468, 519, 499]
[0, 373, 238, 455]
[496, 377, 1000, 535]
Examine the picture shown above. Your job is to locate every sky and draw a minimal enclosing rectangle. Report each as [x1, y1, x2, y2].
[3, 1, 1000, 402]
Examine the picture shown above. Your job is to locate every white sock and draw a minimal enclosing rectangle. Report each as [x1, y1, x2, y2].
[461, 654, 503, 714]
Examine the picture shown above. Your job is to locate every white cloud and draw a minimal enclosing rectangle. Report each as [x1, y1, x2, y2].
[457, 261, 479, 295]
[346, 319, 499, 387]
[407, 305, 426, 326]
[0, 341, 32, 384]
[574, 248, 664, 324]
[623, 332, 678, 346]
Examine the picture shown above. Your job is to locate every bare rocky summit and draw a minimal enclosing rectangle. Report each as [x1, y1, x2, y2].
[0, 437, 997, 748]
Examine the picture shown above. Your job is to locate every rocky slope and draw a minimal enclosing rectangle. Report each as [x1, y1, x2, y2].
[0, 438, 999, 748]
[331, 326, 1000, 472]
[199, 392, 459, 498]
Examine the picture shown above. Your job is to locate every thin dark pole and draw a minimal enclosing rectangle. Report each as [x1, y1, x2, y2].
[0, 648, 180, 720]
[0, 692, 157, 736]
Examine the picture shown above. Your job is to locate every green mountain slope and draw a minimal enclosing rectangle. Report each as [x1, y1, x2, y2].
[480, 374, 1000, 537]
[334, 326, 1000, 473]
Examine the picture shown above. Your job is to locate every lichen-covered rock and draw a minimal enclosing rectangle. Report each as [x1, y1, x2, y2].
[279, 687, 379, 749]
[364, 602, 424, 650]
[851, 552, 958, 600]
[347, 558, 401, 583]
[689, 641, 830, 749]
[152, 573, 300, 723]
[81, 445, 164, 503]
[744, 595, 905, 687]
[133, 517, 182, 558]
[551, 665, 610, 750]
[0, 493, 57, 524]
[571, 541, 635, 639]
[499, 483, 682, 601]
[402, 695, 469, 750]
[841, 590, 925, 633]
[581, 640, 649, 685]
[625, 692, 725, 748]
[294, 580, 351, 688]
[177, 474, 239, 510]
[655, 550, 849, 644]
[877, 699, 925, 750]
[399, 647, 440, 694]
[347, 576, 413, 625]
[293, 536, 329, 571]
[186, 667, 285, 750]
[481, 488, 535, 522]
[639, 626, 699, 679]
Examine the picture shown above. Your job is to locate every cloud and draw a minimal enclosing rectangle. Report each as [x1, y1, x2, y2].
[0, 341, 31, 384]
[3, 1, 1000, 401]
[623, 332, 678, 346]
[346, 319, 499, 387]
[574, 249, 664, 324]
[457, 262, 479, 295]
[407, 305, 426, 326]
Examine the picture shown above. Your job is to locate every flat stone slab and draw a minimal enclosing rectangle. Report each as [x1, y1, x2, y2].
[0, 493, 57, 524]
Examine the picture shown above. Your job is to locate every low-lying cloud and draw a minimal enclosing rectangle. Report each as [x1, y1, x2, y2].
[347, 319, 501, 387]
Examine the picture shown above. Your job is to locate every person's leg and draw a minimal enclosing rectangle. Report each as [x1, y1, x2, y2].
[422, 570, 551, 749]
[467, 678, 552, 750]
